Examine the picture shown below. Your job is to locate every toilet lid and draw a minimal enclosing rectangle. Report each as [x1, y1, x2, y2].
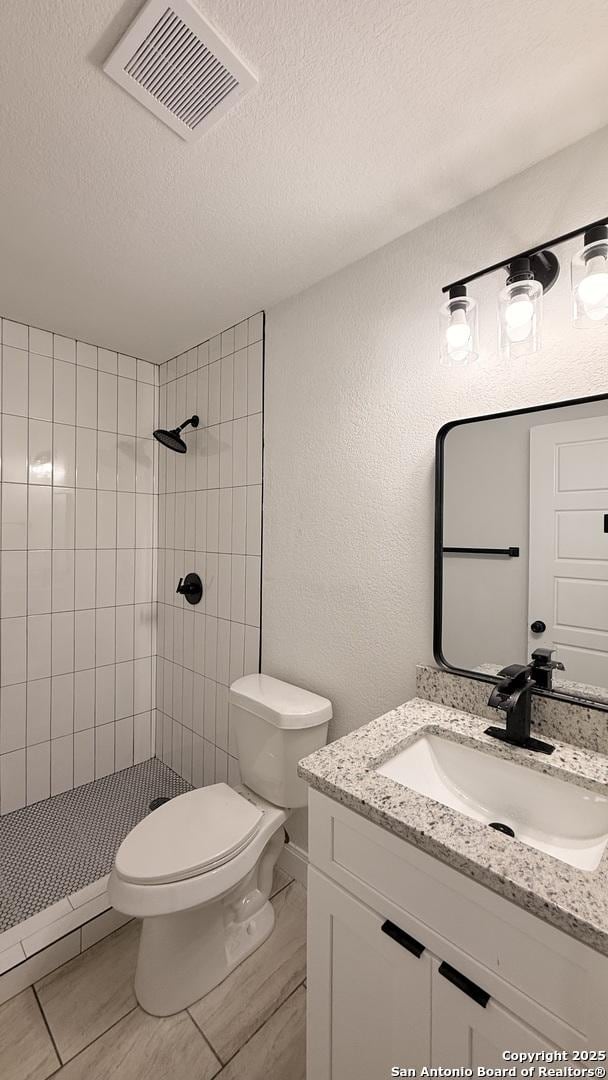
[115, 784, 264, 885]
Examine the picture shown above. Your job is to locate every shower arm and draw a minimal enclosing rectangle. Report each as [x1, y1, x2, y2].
[178, 415, 199, 432]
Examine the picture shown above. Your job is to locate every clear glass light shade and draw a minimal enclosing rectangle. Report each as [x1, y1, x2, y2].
[498, 279, 542, 360]
[571, 239, 608, 328]
[439, 296, 479, 366]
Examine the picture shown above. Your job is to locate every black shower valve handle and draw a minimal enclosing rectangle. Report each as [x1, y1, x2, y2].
[176, 572, 203, 605]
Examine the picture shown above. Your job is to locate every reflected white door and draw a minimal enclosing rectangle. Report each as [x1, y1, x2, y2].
[529, 414, 608, 688]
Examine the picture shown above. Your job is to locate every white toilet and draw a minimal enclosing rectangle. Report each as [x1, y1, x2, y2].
[108, 674, 331, 1016]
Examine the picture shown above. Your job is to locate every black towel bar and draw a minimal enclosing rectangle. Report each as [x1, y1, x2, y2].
[443, 546, 520, 557]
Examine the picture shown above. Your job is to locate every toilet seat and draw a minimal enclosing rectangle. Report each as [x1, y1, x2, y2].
[115, 784, 264, 885]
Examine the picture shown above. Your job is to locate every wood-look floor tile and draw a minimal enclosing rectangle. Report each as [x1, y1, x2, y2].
[217, 986, 306, 1080]
[189, 882, 307, 1063]
[53, 1007, 221, 1080]
[35, 920, 140, 1062]
[0, 988, 59, 1080]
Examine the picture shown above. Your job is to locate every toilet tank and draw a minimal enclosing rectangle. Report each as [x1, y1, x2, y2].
[229, 675, 332, 808]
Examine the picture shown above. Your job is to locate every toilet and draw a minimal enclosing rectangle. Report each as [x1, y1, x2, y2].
[108, 674, 331, 1016]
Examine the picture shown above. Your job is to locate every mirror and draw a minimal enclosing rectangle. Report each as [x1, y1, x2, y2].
[434, 393, 608, 709]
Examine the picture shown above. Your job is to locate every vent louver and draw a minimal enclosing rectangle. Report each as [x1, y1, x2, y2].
[104, 0, 257, 141]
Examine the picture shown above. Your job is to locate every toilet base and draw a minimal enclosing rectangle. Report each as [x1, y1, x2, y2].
[135, 897, 276, 1016]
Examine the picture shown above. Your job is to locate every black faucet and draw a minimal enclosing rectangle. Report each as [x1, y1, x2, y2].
[484, 650, 562, 755]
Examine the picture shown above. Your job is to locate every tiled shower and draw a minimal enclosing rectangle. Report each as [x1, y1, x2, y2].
[155, 312, 264, 790]
[0, 309, 264, 990]
[0, 318, 158, 815]
[0, 311, 264, 817]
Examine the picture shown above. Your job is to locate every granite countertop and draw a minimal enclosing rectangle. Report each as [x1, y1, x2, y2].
[298, 697, 608, 955]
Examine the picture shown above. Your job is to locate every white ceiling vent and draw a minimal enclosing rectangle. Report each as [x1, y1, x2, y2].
[104, 0, 257, 141]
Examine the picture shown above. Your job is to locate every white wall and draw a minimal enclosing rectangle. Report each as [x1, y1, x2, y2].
[262, 126, 608, 846]
[0, 317, 158, 814]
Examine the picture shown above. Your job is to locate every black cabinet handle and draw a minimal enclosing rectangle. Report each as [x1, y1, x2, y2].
[381, 920, 425, 958]
[438, 961, 490, 1008]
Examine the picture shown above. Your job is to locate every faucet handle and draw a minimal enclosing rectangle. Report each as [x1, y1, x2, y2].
[496, 663, 531, 685]
[489, 664, 533, 711]
[531, 647, 565, 671]
[530, 647, 565, 690]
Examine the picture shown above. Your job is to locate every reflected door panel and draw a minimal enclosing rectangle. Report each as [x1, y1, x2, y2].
[529, 416, 608, 690]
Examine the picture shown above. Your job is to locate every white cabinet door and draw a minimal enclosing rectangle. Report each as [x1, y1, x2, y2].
[431, 958, 555, 1067]
[307, 868, 432, 1080]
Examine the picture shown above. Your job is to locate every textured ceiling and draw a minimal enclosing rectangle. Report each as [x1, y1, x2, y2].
[1, 0, 608, 362]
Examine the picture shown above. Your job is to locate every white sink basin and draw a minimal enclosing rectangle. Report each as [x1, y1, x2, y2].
[377, 733, 608, 871]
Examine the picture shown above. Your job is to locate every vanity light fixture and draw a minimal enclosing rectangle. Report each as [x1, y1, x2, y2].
[498, 252, 558, 360]
[440, 285, 479, 366]
[440, 215, 608, 362]
[572, 224, 608, 328]
[498, 258, 542, 359]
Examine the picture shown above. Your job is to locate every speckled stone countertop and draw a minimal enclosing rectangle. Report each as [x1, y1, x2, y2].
[298, 697, 608, 955]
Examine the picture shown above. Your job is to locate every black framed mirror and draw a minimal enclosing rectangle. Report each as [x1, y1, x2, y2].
[434, 392, 608, 711]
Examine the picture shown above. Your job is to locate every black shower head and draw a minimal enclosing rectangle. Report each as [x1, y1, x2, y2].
[153, 415, 199, 453]
[154, 427, 187, 453]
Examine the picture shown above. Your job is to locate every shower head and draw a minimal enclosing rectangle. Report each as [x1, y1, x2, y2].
[153, 415, 199, 453]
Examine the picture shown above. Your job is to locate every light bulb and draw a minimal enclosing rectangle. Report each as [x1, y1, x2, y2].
[584, 302, 608, 322]
[577, 256, 608, 313]
[498, 262, 542, 359]
[446, 309, 472, 351]
[505, 297, 534, 342]
[572, 227, 608, 329]
[439, 288, 478, 365]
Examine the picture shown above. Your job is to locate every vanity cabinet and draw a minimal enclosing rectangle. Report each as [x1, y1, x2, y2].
[430, 957, 551, 1067]
[308, 868, 432, 1078]
[306, 790, 608, 1080]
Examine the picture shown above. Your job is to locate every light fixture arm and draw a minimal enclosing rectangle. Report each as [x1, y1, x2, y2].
[442, 215, 608, 294]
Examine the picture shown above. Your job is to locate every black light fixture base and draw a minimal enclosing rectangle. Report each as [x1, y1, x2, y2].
[584, 224, 608, 247]
[529, 249, 560, 293]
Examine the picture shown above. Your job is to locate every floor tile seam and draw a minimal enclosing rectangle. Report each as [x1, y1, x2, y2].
[30, 983, 63, 1071]
[180, 1007, 224, 1075]
[43, 1002, 140, 1071]
[191, 975, 307, 1068]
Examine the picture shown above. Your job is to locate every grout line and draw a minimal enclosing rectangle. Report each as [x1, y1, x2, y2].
[32, 981, 63, 1064]
[44, 1003, 140, 1074]
[70, 364, 77, 795]
[23, 330, 31, 807]
[188, 1009, 224, 1067]
[258, 311, 265, 678]
[203, 976, 307, 1070]
[270, 874, 294, 902]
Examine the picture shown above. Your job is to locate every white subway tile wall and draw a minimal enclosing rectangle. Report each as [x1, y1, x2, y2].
[155, 313, 263, 788]
[0, 317, 158, 814]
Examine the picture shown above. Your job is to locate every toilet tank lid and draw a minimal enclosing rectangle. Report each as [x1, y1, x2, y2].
[230, 674, 332, 729]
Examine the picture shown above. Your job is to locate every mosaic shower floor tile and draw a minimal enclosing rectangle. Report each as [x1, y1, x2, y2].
[0, 759, 190, 933]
